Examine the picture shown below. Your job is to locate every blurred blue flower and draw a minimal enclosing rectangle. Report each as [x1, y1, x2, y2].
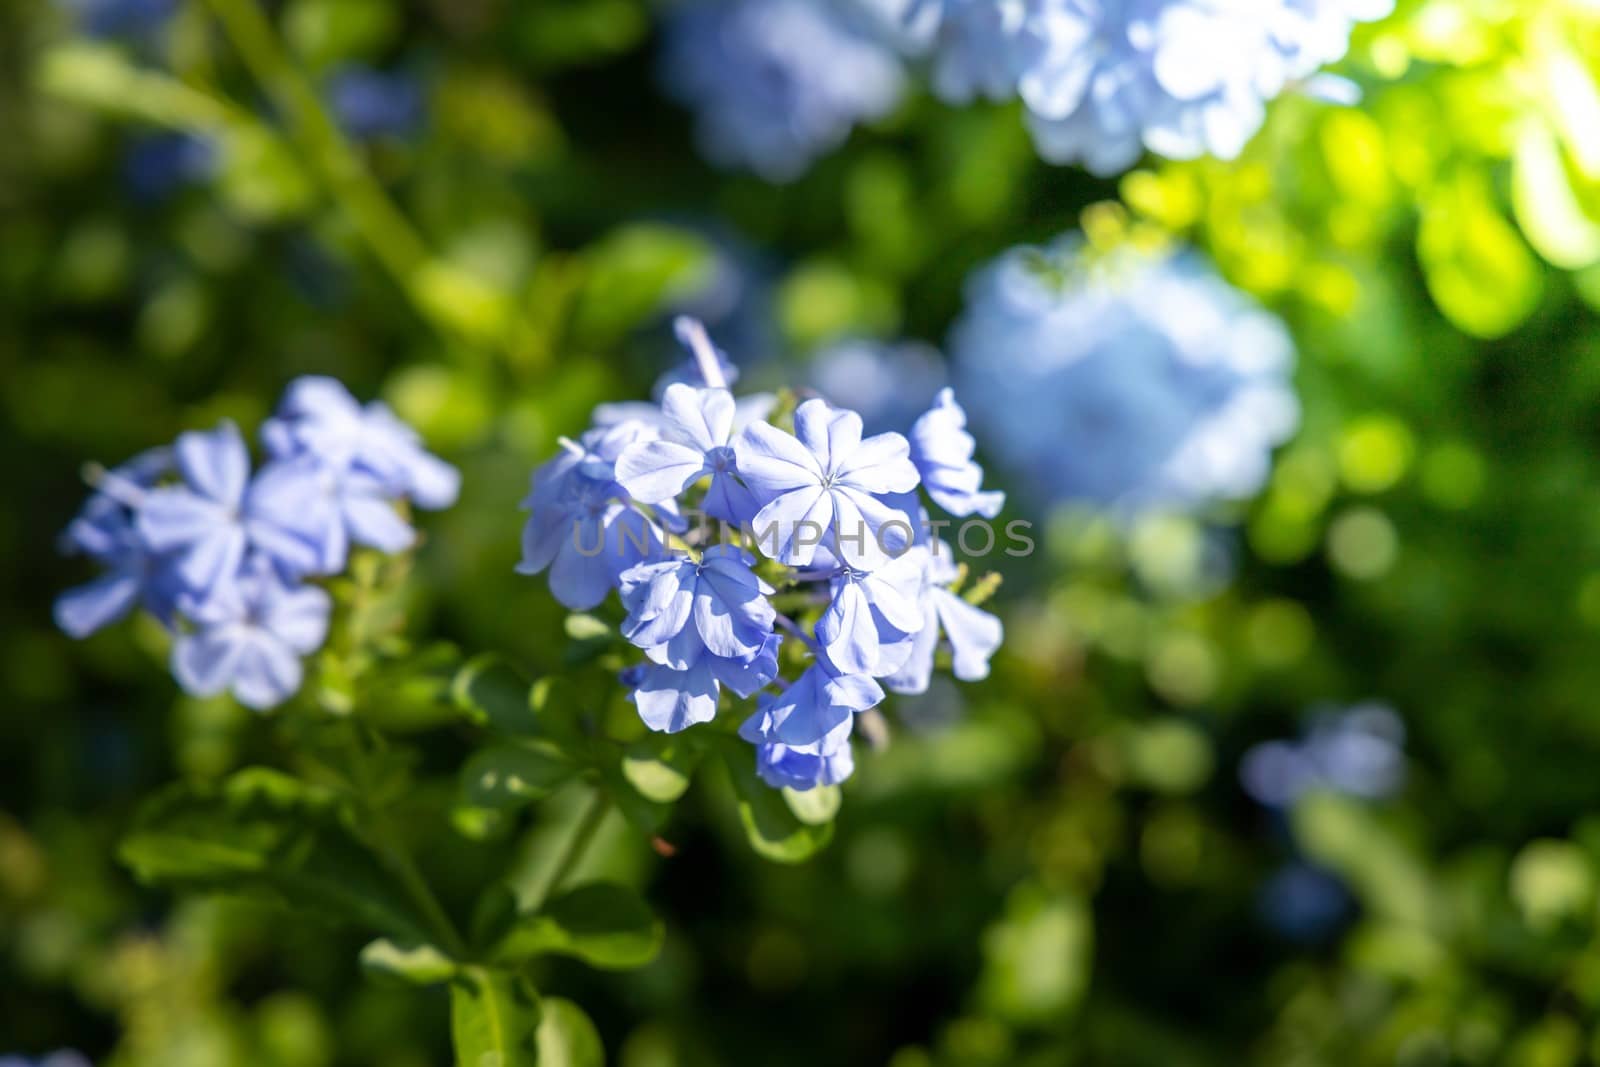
[659, 0, 907, 181]
[925, 0, 1048, 105]
[171, 556, 331, 711]
[262, 375, 461, 510]
[951, 237, 1298, 515]
[326, 66, 426, 142]
[1239, 701, 1406, 808]
[55, 448, 181, 638]
[884, 544, 1003, 693]
[62, 0, 174, 37]
[1258, 862, 1353, 942]
[753, 718, 856, 791]
[251, 456, 419, 576]
[909, 388, 1005, 518]
[58, 379, 457, 712]
[122, 132, 214, 203]
[808, 338, 946, 435]
[737, 398, 920, 568]
[922, 0, 1391, 174]
[0, 1052, 93, 1067]
[135, 421, 323, 597]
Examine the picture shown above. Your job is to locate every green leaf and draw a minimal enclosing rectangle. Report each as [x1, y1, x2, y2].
[977, 882, 1092, 1025]
[621, 734, 699, 804]
[530, 676, 589, 749]
[536, 998, 605, 1067]
[492, 882, 663, 971]
[451, 967, 541, 1067]
[461, 742, 580, 811]
[721, 742, 833, 863]
[119, 768, 429, 943]
[570, 224, 713, 347]
[360, 937, 458, 987]
[452, 654, 538, 737]
[782, 785, 840, 826]
[1511, 120, 1600, 270]
[1417, 170, 1543, 339]
[1292, 791, 1433, 927]
[599, 761, 672, 835]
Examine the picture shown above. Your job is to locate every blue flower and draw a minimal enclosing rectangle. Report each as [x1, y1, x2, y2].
[170, 557, 331, 710]
[808, 338, 947, 436]
[922, 0, 1391, 175]
[951, 237, 1298, 515]
[135, 421, 323, 597]
[262, 376, 460, 510]
[0, 1052, 92, 1067]
[815, 551, 927, 676]
[517, 422, 671, 610]
[618, 546, 780, 732]
[326, 67, 426, 142]
[752, 718, 856, 791]
[629, 632, 782, 734]
[62, 0, 175, 37]
[122, 132, 215, 203]
[1258, 862, 1353, 942]
[620, 546, 776, 662]
[925, 0, 1049, 105]
[737, 398, 921, 568]
[659, 0, 906, 181]
[883, 545, 1003, 694]
[250, 456, 419, 576]
[909, 388, 1005, 518]
[54, 449, 180, 638]
[1239, 702, 1406, 808]
[740, 663, 884, 747]
[614, 384, 761, 525]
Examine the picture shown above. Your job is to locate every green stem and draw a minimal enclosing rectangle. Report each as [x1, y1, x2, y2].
[200, 0, 431, 300]
[528, 788, 609, 908]
[339, 725, 469, 958]
[370, 806, 469, 960]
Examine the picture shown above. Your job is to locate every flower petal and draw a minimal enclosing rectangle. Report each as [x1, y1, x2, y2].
[630, 661, 719, 733]
[171, 625, 248, 698]
[175, 420, 250, 506]
[817, 580, 878, 676]
[54, 572, 141, 638]
[614, 439, 709, 504]
[229, 632, 305, 710]
[736, 421, 823, 497]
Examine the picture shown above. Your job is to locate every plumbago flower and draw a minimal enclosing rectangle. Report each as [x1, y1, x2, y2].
[659, 0, 907, 181]
[518, 316, 1006, 790]
[54, 377, 458, 710]
[951, 232, 1298, 515]
[913, 0, 1393, 175]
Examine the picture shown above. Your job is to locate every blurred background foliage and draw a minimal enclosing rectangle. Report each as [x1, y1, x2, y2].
[9, 0, 1600, 1064]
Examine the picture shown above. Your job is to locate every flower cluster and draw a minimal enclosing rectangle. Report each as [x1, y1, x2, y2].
[1239, 701, 1407, 809]
[0, 1052, 91, 1067]
[918, 0, 1392, 174]
[658, 0, 907, 182]
[1239, 701, 1404, 941]
[806, 337, 947, 435]
[951, 235, 1298, 516]
[519, 318, 1005, 790]
[55, 378, 459, 710]
[325, 66, 427, 142]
